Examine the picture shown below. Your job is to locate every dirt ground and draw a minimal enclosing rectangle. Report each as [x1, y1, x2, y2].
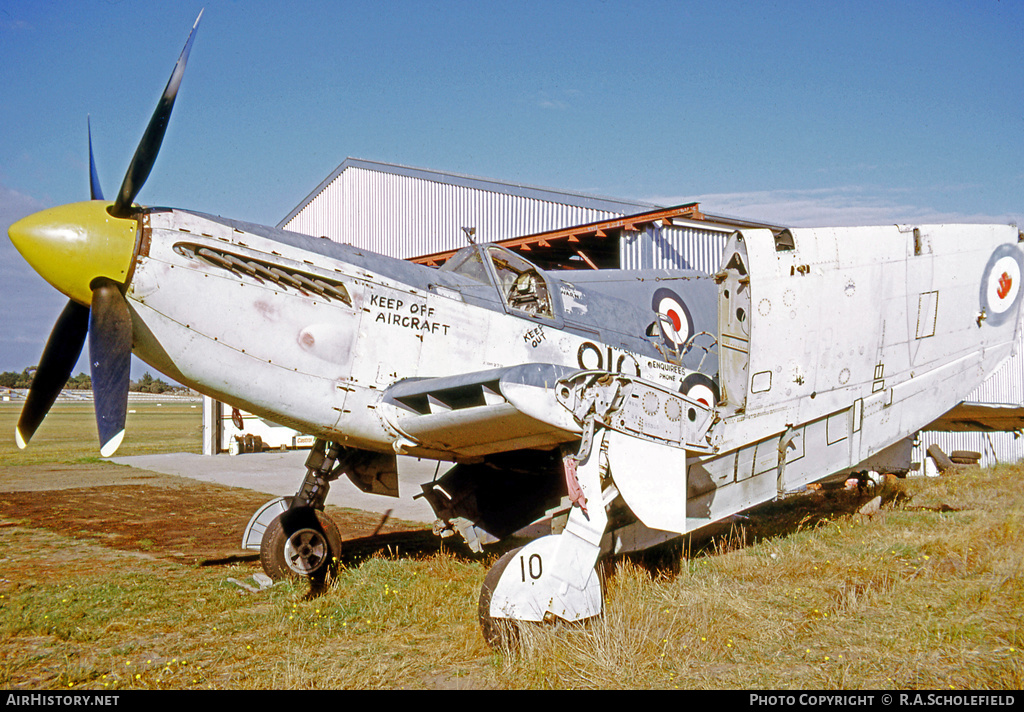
[0, 462, 439, 568]
[0, 460, 910, 577]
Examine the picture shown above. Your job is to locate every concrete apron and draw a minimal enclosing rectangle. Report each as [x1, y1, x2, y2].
[108, 450, 440, 524]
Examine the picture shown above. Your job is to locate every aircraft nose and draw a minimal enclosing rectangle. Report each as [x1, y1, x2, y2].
[9, 201, 139, 306]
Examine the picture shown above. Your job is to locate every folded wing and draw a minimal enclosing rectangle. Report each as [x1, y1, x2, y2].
[379, 363, 582, 459]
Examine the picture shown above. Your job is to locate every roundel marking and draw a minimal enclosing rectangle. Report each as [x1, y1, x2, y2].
[980, 244, 1024, 327]
[680, 372, 719, 408]
[651, 287, 693, 348]
[986, 257, 1020, 314]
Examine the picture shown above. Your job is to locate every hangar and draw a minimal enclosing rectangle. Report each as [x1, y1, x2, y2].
[276, 158, 769, 272]
[203, 158, 1024, 468]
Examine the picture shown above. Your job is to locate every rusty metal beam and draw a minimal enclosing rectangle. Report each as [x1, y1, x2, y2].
[576, 250, 599, 270]
[409, 202, 704, 266]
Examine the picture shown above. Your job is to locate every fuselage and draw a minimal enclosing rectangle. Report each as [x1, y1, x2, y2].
[128, 207, 718, 458]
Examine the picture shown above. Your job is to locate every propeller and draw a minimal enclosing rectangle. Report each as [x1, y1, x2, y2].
[10, 11, 202, 457]
[88, 116, 104, 201]
[113, 9, 202, 218]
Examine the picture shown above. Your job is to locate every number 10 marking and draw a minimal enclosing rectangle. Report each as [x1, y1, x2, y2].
[520, 553, 542, 581]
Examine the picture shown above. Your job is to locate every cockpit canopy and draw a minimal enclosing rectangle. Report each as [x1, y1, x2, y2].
[440, 245, 556, 320]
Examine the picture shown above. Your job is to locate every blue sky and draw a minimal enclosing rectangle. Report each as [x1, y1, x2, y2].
[2, 0, 1023, 374]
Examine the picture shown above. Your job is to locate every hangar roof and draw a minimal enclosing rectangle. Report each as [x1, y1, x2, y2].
[279, 157, 657, 230]
[278, 157, 782, 270]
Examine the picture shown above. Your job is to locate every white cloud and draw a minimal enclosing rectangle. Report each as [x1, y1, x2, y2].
[535, 88, 581, 111]
[648, 186, 1023, 229]
[0, 183, 45, 229]
[537, 99, 569, 110]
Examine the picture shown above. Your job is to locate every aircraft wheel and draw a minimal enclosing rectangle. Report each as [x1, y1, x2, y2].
[260, 507, 342, 582]
[478, 547, 523, 649]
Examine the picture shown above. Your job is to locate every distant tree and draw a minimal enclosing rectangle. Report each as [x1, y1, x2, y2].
[131, 372, 154, 392]
[14, 368, 35, 389]
[66, 372, 92, 389]
[3, 367, 181, 393]
[131, 372, 171, 394]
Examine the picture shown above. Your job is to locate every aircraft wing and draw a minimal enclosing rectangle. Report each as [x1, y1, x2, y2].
[379, 363, 583, 459]
[923, 401, 1024, 433]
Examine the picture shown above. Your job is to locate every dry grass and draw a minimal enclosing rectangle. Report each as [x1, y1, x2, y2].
[488, 467, 1024, 689]
[1, 401, 1021, 688]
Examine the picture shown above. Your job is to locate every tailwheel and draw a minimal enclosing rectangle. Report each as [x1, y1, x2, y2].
[477, 540, 606, 649]
[478, 547, 524, 649]
[260, 507, 342, 583]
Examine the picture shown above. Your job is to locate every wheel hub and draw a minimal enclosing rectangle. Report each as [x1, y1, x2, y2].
[283, 527, 329, 575]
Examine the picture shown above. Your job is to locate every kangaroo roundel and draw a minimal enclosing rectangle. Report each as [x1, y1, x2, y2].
[980, 244, 1024, 326]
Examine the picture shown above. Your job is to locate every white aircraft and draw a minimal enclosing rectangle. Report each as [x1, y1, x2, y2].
[10, 15, 1024, 646]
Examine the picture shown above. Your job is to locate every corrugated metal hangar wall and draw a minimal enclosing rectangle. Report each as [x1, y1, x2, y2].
[279, 158, 655, 259]
[915, 355, 1024, 467]
[207, 158, 1024, 467]
[280, 158, 741, 273]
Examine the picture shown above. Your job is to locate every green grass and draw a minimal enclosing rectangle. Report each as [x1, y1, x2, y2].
[1, 401, 1021, 688]
[0, 465, 1020, 689]
[0, 534, 490, 689]
[0, 400, 202, 465]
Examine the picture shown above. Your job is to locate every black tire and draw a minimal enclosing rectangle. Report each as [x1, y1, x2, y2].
[949, 450, 981, 460]
[478, 547, 523, 649]
[260, 507, 342, 582]
[949, 450, 981, 465]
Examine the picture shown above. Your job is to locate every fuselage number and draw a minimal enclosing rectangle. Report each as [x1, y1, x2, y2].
[520, 553, 543, 582]
[577, 341, 641, 375]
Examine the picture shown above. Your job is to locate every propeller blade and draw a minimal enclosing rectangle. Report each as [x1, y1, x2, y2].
[111, 9, 202, 217]
[15, 300, 90, 449]
[88, 116, 104, 201]
[88, 279, 133, 456]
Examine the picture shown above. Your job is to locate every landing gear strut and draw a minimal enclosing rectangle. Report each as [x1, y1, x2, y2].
[259, 439, 345, 583]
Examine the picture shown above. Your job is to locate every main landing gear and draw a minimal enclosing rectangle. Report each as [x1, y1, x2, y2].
[250, 433, 614, 647]
[260, 506, 343, 582]
[258, 439, 345, 585]
[476, 430, 612, 648]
